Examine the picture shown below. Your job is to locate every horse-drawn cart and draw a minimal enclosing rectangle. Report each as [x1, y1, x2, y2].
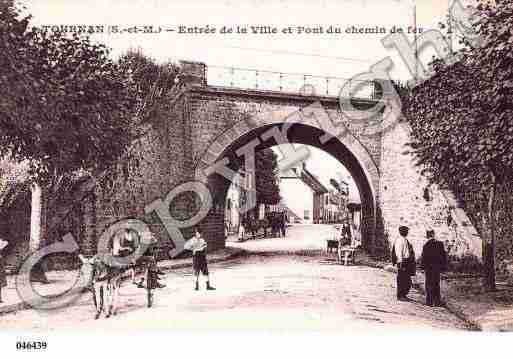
[326, 223, 361, 265]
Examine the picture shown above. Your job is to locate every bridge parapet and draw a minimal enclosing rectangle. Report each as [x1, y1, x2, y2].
[179, 61, 385, 100]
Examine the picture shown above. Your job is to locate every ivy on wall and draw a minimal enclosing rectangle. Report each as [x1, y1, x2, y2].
[404, 1, 513, 289]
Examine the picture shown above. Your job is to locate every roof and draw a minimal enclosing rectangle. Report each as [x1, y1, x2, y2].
[300, 168, 329, 194]
[283, 206, 302, 221]
[280, 165, 328, 194]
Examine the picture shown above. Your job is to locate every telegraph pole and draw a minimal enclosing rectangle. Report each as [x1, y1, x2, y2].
[448, 0, 454, 55]
[414, 2, 419, 83]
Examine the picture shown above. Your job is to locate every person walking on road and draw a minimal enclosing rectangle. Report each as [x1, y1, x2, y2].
[279, 212, 286, 237]
[0, 238, 8, 303]
[249, 216, 257, 239]
[391, 225, 415, 301]
[238, 220, 246, 242]
[262, 215, 269, 238]
[134, 230, 166, 290]
[269, 214, 276, 237]
[420, 229, 448, 307]
[184, 228, 216, 291]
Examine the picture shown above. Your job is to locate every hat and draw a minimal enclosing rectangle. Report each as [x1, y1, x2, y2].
[426, 230, 435, 239]
[398, 225, 409, 236]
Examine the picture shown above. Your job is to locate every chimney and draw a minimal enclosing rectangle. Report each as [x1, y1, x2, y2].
[177, 60, 207, 86]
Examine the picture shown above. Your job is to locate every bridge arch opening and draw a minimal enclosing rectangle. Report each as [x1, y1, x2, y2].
[196, 122, 377, 253]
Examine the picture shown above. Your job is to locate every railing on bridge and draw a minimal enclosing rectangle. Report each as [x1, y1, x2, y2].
[206, 65, 381, 100]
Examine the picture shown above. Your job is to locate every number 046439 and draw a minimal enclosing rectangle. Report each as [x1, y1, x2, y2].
[16, 341, 47, 350]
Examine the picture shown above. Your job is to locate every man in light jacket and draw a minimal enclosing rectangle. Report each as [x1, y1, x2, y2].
[392, 225, 414, 301]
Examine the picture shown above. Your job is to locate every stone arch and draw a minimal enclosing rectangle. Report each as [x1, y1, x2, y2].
[194, 104, 380, 252]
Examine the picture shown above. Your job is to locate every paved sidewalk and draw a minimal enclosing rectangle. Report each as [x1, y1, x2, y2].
[0, 247, 243, 316]
[359, 254, 513, 331]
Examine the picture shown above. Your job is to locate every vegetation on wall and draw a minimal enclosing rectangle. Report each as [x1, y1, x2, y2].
[117, 49, 179, 132]
[404, 0, 513, 290]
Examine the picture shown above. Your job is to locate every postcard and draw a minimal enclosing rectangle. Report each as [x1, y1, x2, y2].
[1, 0, 512, 357]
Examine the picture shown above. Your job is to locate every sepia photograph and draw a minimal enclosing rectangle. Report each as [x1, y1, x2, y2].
[0, 0, 512, 357]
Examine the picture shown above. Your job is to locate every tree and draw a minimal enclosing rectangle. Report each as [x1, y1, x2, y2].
[0, 2, 137, 186]
[255, 149, 281, 209]
[117, 48, 179, 129]
[44, 50, 180, 237]
[405, 0, 513, 290]
[0, 157, 29, 209]
[0, 2, 137, 280]
[330, 178, 341, 192]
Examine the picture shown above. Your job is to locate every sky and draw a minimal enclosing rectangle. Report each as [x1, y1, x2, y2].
[19, 0, 473, 203]
[22, 0, 473, 81]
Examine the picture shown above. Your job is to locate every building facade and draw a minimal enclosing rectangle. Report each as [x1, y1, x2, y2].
[320, 180, 351, 224]
[279, 164, 328, 224]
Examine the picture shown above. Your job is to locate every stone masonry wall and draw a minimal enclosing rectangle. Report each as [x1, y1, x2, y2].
[1, 83, 486, 271]
[189, 93, 382, 173]
[380, 121, 482, 263]
[92, 94, 190, 259]
[187, 89, 383, 252]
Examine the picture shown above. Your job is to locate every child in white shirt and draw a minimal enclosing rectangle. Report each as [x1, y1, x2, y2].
[184, 229, 215, 291]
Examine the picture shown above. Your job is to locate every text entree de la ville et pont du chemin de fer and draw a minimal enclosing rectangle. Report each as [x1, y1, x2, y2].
[41, 24, 424, 36]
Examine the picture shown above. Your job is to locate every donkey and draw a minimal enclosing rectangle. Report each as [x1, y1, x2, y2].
[80, 255, 124, 319]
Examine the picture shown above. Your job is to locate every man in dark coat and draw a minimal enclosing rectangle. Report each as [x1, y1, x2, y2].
[262, 215, 270, 238]
[420, 230, 448, 307]
[279, 212, 286, 237]
[271, 214, 278, 237]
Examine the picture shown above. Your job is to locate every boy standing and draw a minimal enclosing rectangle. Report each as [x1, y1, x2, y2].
[184, 228, 216, 291]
